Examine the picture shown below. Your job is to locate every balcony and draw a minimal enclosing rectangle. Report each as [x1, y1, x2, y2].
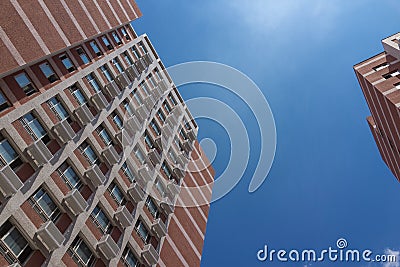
[173, 167, 185, 180]
[36, 221, 65, 252]
[128, 183, 145, 203]
[114, 206, 134, 228]
[126, 65, 139, 81]
[91, 91, 108, 111]
[134, 104, 149, 123]
[84, 165, 106, 187]
[158, 80, 168, 93]
[25, 139, 53, 167]
[115, 72, 131, 89]
[63, 189, 88, 216]
[151, 218, 167, 239]
[186, 129, 196, 142]
[144, 95, 155, 111]
[148, 148, 161, 166]
[160, 197, 174, 214]
[98, 234, 119, 261]
[0, 165, 23, 198]
[141, 244, 159, 266]
[161, 124, 172, 140]
[74, 104, 94, 125]
[181, 139, 194, 154]
[104, 81, 121, 98]
[52, 120, 75, 144]
[167, 180, 181, 198]
[102, 146, 120, 166]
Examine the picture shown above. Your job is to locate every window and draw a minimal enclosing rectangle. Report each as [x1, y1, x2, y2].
[112, 31, 122, 45]
[79, 141, 99, 166]
[163, 101, 171, 113]
[134, 146, 146, 164]
[157, 109, 165, 122]
[102, 36, 113, 50]
[58, 162, 83, 190]
[20, 113, 50, 144]
[100, 65, 114, 82]
[133, 90, 142, 105]
[140, 81, 149, 95]
[145, 197, 159, 218]
[168, 94, 177, 106]
[122, 247, 138, 267]
[69, 84, 87, 106]
[161, 162, 172, 179]
[0, 135, 22, 170]
[89, 41, 102, 57]
[383, 70, 400, 79]
[131, 46, 140, 59]
[68, 236, 95, 267]
[96, 125, 112, 146]
[121, 162, 135, 183]
[112, 57, 124, 73]
[47, 97, 70, 122]
[59, 54, 76, 73]
[122, 99, 133, 116]
[150, 120, 161, 136]
[144, 132, 154, 149]
[134, 220, 149, 243]
[154, 178, 166, 198]
[138, 41, 147, 54]
[111, 112, 123, 130]
[179, 128, 188, 140]
[29, 188, 61, 222]
[107, 182, 125, 205]
[39, 62, 59, 83]
[0, 91, 9, 112]
[90, 206, 111, 234]
[0, 221, 33, 265]
[76, 47, 90, 64]
[14, 73, 37, 96]
[373, 63, 389, 72]
[121, 27, 131, 40]
[85, 73, 101, 92]
[123, 51, 133, 66]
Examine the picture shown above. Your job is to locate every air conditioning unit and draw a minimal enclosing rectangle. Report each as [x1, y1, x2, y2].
[128, 183, 145, 203]
[74, 104, 94, 125]
[102, 146, 120, 166]
[177, 152, 189, 167]
[0, 165, 22, 198]
[139, 57, 148, 70]
[104, 81, 121, 98]
[134, 60, 145, 73]
[84, 165, 106, 187]
[114, 206, 134, 228]
[91, 91, 108, 111]
[186, 129, 196, 142]
[52, 120, 76, 144]
[115, 72, 130, 89]
[125, 116, 141, 135]
[167, 180, 181, 198]
[151, 218, 167, 239]
[143, 53, 153, 66]
[148, 149, 161, 166]
[63, 189, 88, 216]
[141, 244, 159, 266]
[97, 234, 119, 260]
[36, 221, 65, 252]
[134, 105, 149, 123]
[160, 197, 174, 214]
[138, 165, 153, 183]
[166, 113, 177, 128]
[25, 139, 53, 167]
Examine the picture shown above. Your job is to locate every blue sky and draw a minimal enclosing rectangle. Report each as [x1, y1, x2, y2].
[133, 1, 400, 266]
